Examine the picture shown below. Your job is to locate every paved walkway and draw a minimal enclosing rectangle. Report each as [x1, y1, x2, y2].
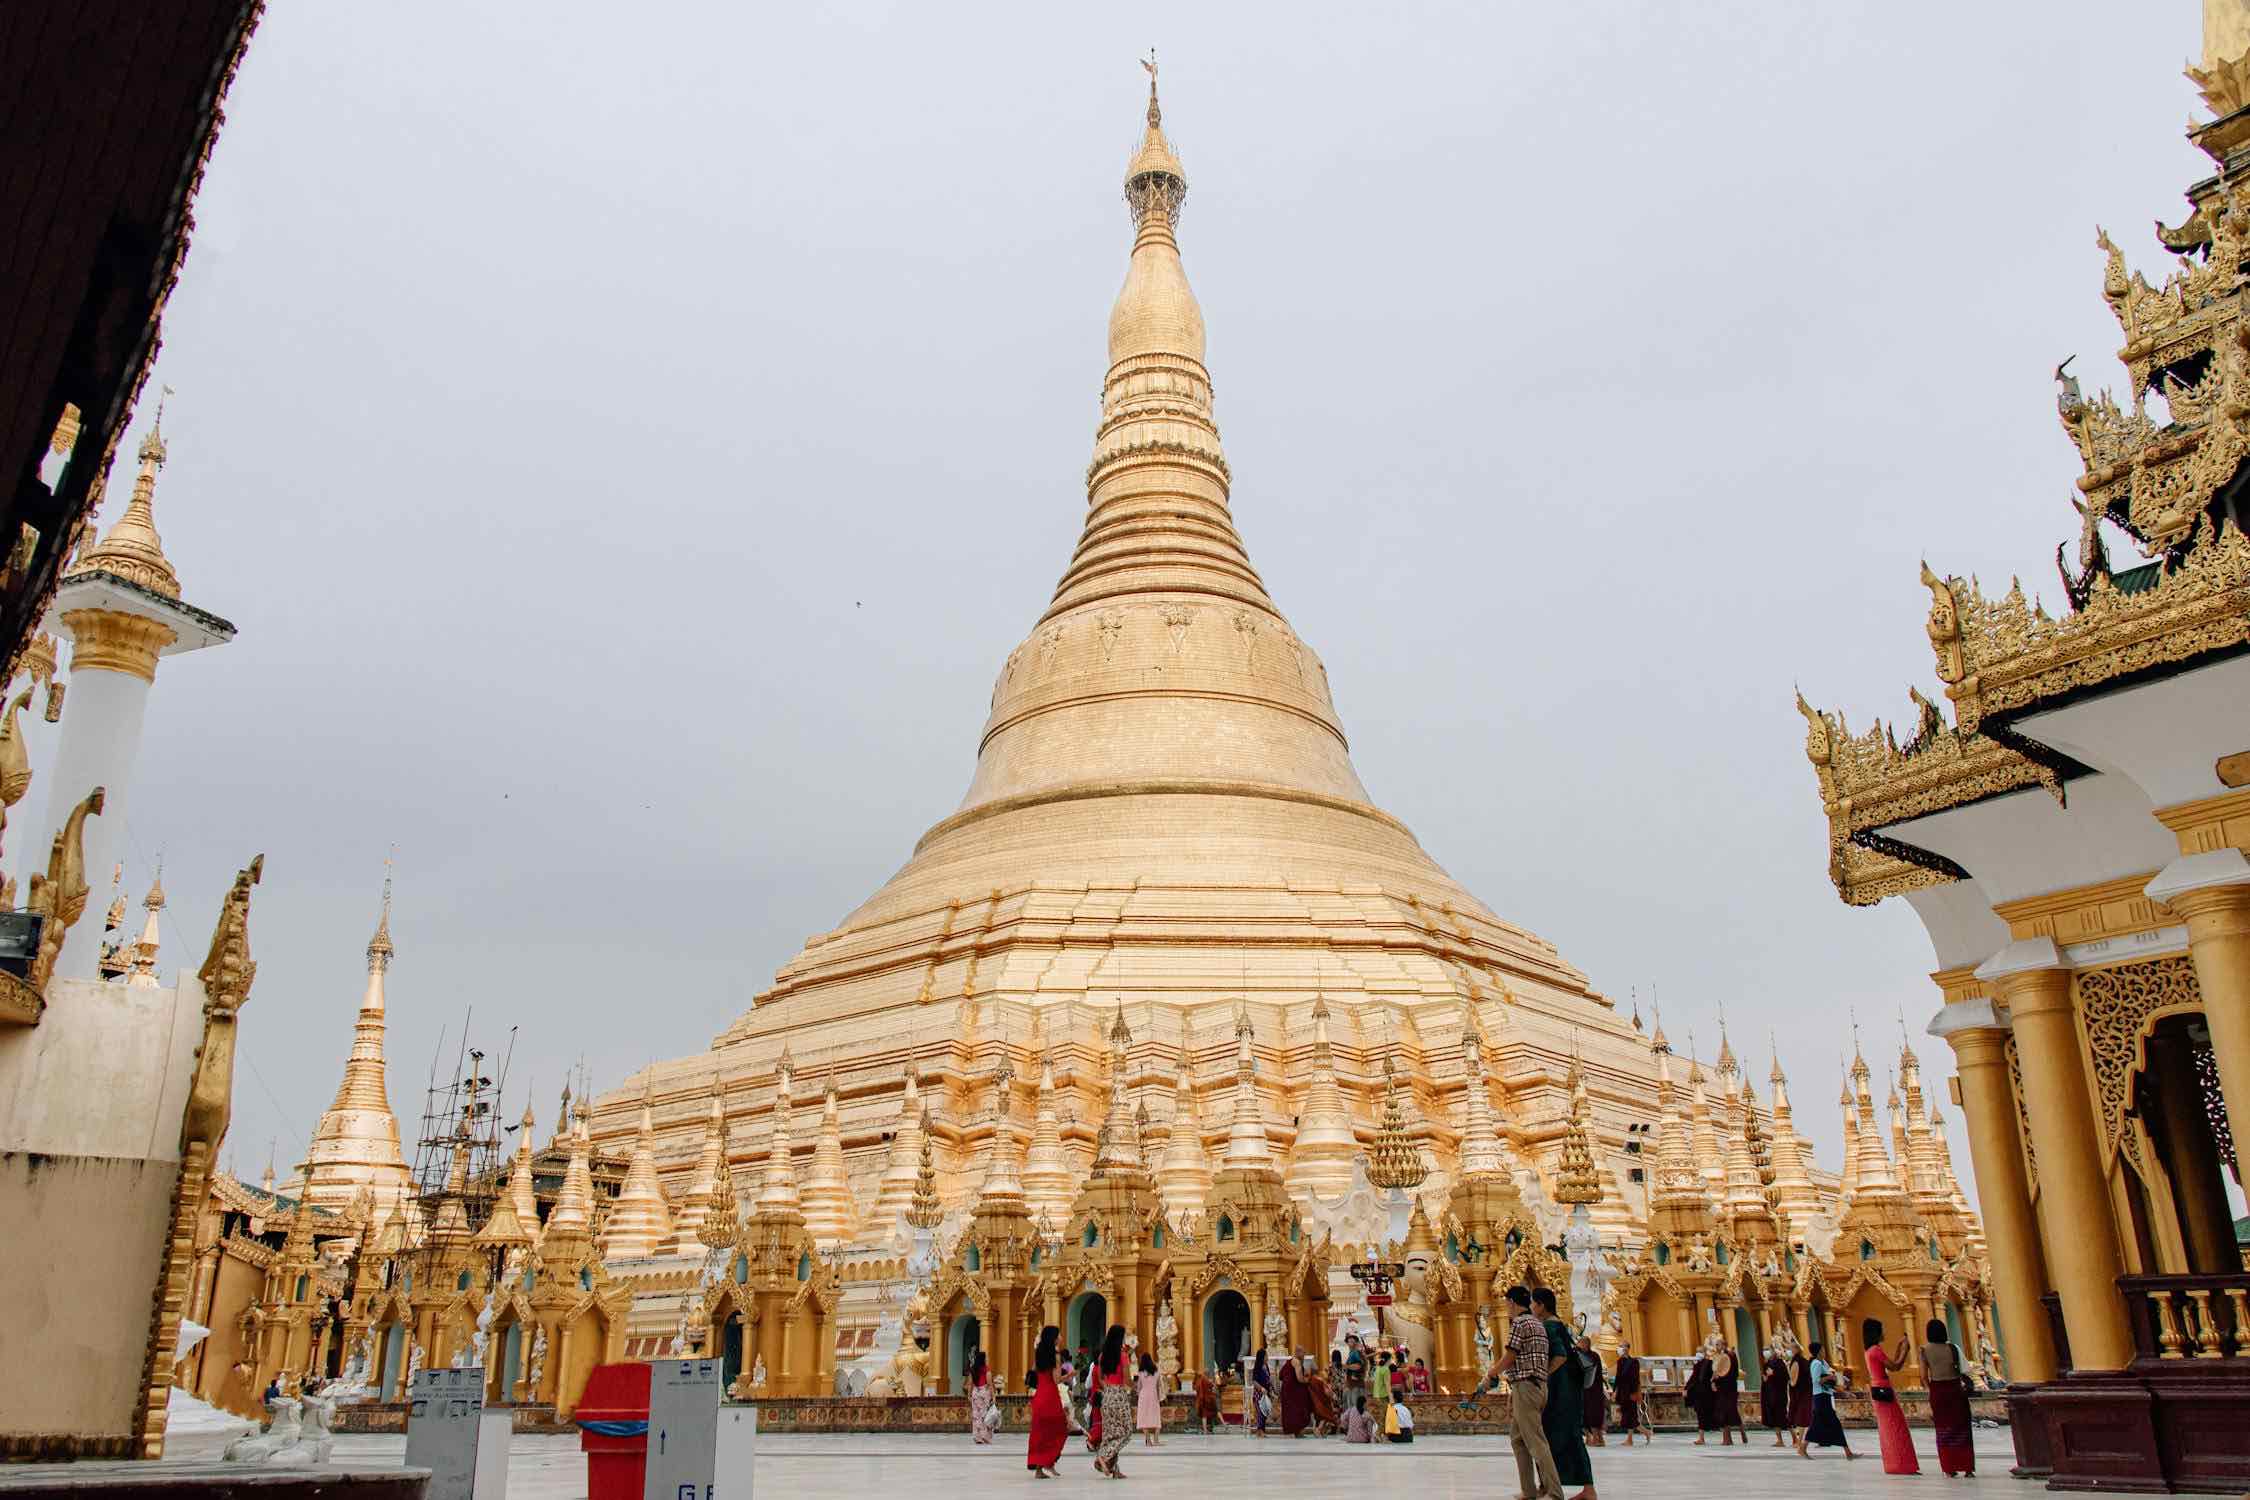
[169, 1428, 2032, 1498]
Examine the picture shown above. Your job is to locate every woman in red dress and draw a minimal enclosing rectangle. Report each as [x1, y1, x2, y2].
[1026, 1325, 1067, 1478]
[1862, 1317, 1922, 1475]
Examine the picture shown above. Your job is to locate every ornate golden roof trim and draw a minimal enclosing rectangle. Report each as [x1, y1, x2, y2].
[1797, 689, 2055, 904]
[1929, 517, 2250, 735]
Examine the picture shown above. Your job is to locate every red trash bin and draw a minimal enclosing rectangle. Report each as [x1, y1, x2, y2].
[577, 1361, 653, 1500]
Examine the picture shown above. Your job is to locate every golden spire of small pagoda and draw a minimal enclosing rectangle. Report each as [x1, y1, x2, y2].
[981, 1056, 1027, 1201]
[510, 1098, 539, 1232]
[1024, 1043, 1075, 1218]
[1553, 1053, 1602, 1206]
[874, 1060, 927, 1227]
[1763, 1041, 1821, 1225]
[1290, 984, 1357, 1195]
[74, 397, 184, 598]
[1157, 1032, 1212, 1215]
[801, 1070, 858, 1247]
[601, 1081, 678, 1260]
[757, 1052, 803, 1211]
[1366, 1055, 1426, 1192]
[1091, 1005, 1146, 1178]
[1222, 1000, 1275, 1166]
[1455, 1023, 1508, 1180]
[672, 1075, 727, 1254]
[298, 863, 413, 1212]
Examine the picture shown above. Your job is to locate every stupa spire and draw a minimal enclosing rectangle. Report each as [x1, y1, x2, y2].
[1091, 1007, 1145, 1177]
[874, 1062, 927, 1227]
[1157, 1039, 1212, 1216]
[510, 1098, 540, 1235]
[758, 1055, 802, 1211]
[1288, 988, 1356, 1195]
[672, 1077, 728, 1253]
[602, 1081, 676, 1261]
[1222, 1001, 1274, 1165]
[1023, 1044, 1075, 1217]
[297, 868, 413, 1213]
[981, 1058, 1027, 1200]
[124, 865, 164, 987]
[801, 1072, 858, 1247]
[1455, 1028, 1507, 1179]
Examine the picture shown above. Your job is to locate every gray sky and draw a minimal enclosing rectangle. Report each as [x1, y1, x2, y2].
[87, 2, 2202, 1191]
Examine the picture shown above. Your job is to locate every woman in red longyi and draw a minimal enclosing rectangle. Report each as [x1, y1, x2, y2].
[1026, 1325, 1068, 1478]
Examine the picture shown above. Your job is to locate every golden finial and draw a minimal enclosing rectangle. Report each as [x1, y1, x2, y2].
[368, 847, 395, 966]
[1141, 48, 1160, 126]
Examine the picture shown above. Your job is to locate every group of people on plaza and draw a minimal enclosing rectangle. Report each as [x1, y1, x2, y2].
[990, 1299, 1979, 1486]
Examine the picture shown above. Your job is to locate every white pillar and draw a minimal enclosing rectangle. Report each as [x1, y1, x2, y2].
[32, 662, 152, 981]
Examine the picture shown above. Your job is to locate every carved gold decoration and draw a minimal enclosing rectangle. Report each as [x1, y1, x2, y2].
[136, 856, 260, 1454]
[2075, 955, 2202, 1178]
[60, 608, 175, 684]
[25, 785, 105, 993]
[2005, 1035, 2037, 1197]
[0, 687, 32, 859]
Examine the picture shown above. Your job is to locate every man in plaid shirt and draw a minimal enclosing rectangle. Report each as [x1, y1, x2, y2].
[1498, 1285, 1564, 1499]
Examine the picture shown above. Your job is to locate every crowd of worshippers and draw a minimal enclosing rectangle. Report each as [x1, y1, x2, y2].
[984, 1292, 1980, 1493]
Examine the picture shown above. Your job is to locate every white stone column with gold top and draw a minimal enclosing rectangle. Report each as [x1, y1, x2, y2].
[29, 420, 233, 981]
[1975, 938, 2134, 1371]
[2148, 851, 2250, 1170]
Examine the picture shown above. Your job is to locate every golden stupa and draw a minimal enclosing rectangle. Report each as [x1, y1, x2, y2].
[602, 70, 1655, 1231]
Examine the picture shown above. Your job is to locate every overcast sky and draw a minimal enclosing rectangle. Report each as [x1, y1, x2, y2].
[63, 3, 2205, 1192]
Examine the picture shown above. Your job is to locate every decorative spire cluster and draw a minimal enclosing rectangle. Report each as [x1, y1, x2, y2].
[1366, 1056, 1426, 1192]
[1552, 1055, 1602, 1205]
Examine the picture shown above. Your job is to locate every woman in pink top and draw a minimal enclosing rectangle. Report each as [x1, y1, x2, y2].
[1861, 1318, 1922, 1475]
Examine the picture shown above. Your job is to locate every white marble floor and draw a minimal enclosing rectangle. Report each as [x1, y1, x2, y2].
[168, 1428, 2034, 1499]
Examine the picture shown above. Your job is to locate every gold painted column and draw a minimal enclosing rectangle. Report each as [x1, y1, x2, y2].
[1980, 944, 2134, 1371]
[1938, 1014, 2059, 1381]
[2148, 856, 2250, 1169]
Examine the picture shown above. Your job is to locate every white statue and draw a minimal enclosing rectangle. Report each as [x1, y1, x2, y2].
[751, 1356, 768, 1392]
[1262, 1308, 1287, 1355]
[1155, 1301, 1180, 1383]
[222, 1396, 302, 1463]
[271, 1392, 336, 1464]
[1561, 1203, 1609, 1343]
[460, 1291, 498, 1369]
[407, 1340, 426, 1385]
[1473, 1305, 1495, 1372]
[527, 1326, 548, 1398]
